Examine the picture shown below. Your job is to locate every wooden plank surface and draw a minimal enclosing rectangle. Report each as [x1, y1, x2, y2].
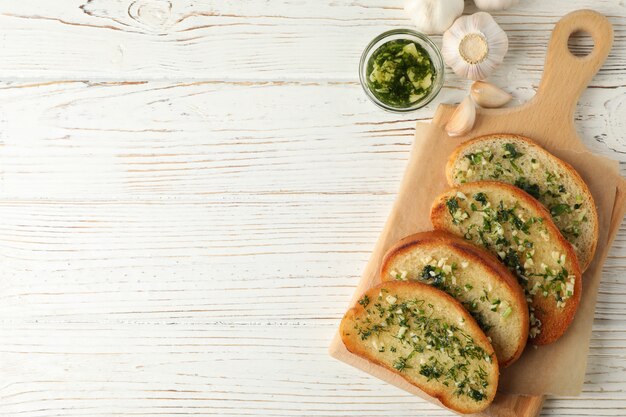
[0, 1, 624, 416]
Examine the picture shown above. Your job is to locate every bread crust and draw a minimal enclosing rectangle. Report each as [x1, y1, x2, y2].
[340, 281, 499, 414]
[380, 230, 528, 367]
[445, 133, 598, 271]
[430, 181, 582, 345]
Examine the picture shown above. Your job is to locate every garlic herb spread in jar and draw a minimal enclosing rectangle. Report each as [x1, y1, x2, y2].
[366, 39, 436, 109]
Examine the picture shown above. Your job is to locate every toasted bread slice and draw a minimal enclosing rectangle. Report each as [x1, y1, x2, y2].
[341, 281, 498, 414]
[446, 134, 598, 271]
[381, 231, 528, 367]
[431, 181, 582, 345]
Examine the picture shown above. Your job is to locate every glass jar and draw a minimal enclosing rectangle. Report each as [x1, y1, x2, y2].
[359, 29, 445, 113]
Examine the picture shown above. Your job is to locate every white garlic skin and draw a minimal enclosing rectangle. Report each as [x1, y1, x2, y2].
[446, 95, 477, 137]
[404, 0, 464, 35]
[474, 0, 519, 11]
[471, 81, 512, 108]
[442, 12, 509, 81]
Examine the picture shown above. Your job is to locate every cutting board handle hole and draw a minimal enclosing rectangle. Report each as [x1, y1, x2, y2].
[567, 30, 594, 57]
[534, 11, 612, 114]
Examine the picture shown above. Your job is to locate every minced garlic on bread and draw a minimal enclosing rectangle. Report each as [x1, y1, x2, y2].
[431, 181, 582, 345]
[340, 281, 498, 414]
[446, 134, 598, 271]
[381, 231, 528, 367]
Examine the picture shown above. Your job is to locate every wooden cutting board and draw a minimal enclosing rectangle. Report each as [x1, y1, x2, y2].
[330, 9, 626, 417]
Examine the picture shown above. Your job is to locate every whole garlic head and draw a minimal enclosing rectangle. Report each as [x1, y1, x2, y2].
[404, 0, 464, 35]
[474, 0, 519, 11]
[442, 12, 509, 81]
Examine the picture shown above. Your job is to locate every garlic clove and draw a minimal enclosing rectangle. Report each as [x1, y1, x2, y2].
[471, 81, 512, 108]
[474, 0, 519, 11]
[442, 12, 509, 81]
[446, 96, 476, 137]
[404, 0, 464, 35]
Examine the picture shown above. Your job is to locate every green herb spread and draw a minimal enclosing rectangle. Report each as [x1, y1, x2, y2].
[353, 290, 492, 402]
[444, 191, 577, 338]
[366, 39, 435, 108]
[454, 143, 589, 242]
[389, 260, 508, 334]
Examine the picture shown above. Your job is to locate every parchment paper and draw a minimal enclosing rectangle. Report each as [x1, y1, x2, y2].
[329, 118, 626, 403]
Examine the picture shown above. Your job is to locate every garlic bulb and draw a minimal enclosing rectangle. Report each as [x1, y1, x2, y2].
[471, 81, 512, 108]
[404, 0, 464, 35]
[442, 12, 509, 81]
[446, 95, 476, 137]
[474, 0, 519, 11]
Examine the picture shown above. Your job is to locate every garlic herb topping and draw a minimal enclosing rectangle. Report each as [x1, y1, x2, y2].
[353, 290, 493, 402]
[390, 256, 511, 335]
[444, 186, 577, 338]
[454, 143, 590, 241]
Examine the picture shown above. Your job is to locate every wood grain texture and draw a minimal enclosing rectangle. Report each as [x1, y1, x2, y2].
[0, 80, 623, 200]
[0, 1, 624, 416]
[331, 11, 624, 416]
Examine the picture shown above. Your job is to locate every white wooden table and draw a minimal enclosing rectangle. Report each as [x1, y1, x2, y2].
[0, 1, 624, 416]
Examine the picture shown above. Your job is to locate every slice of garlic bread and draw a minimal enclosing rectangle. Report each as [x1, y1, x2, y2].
[446, 134, 598, 271]
[381, 231, 528, 367]
[341, 281, 498, 414]
[430, 181, 582, 345]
